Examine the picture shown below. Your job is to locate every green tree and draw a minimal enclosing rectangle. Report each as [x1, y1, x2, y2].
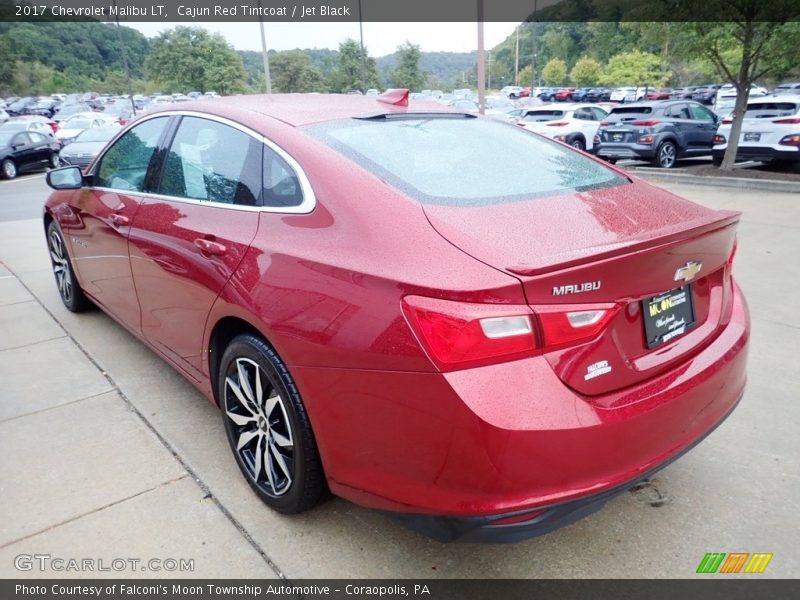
[542, 58, 567, 86]
[598, 51, 668, 86]
[390, 42, 427, 91]
[270, 51, 324, 93]
[570, 57, 602, 86]
[676, 1, 800, 169]
[327, 39, 380, 93]
[144, 26, 247, 94]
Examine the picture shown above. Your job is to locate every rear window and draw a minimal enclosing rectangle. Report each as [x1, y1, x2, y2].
[608, 106, 653, 121]
[744, 102, 799, 118]
[523, 110, 564, 122]
[305, 116, 626, 206]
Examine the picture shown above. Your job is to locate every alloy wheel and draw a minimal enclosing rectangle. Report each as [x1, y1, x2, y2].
[224, 357, 294, 497]
[50, 153, 60, 168]
[48, 228, 73, 304]
[658, 142, 676, 168]
[2, 159, 16, 179]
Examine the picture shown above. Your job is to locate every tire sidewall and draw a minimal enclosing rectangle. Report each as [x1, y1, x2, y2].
[47, 220, 85, 312]
[2, 158, 16, 179]
[657, 141, 677, 168]
[218, 335, 319, 513]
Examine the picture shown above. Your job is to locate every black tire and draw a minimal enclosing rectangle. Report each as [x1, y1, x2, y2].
[653, 140, 677, 168]
[47, 220, 91, 312]
[50, 152, 60, 169]
[569, 136, 586, 151]
[1, 158, 17, 179]
[219, 334, 327, 514]
[603, 157, 618, 165]
[712, 155, 723, 167]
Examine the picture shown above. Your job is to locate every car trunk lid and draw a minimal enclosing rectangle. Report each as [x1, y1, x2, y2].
[423, 179, 740, 397]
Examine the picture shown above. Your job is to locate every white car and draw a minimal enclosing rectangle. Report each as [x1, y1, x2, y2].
[56, 114, 118, 145]
[501, 86, 525, 99]
[517, 103, 609, 151]
[713, 96, 800, 165]
[610, 87, 646, 103]
[713, 84, 768, 115]
[773, 82, 800, 96]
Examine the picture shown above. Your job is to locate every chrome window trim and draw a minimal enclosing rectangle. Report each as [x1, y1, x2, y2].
[89, 110, 316, 214]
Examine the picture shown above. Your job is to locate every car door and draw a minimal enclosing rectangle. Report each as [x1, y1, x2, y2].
[68, 116, 172, 330]
[128, 115, 261, 379]
[26, 131, 51, 166]
[9, 132, 36, 171]
[663, 103, 692, 151]
[688, 102, 719, 151]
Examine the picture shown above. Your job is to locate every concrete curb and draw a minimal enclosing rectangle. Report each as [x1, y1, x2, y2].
[627, 168, 800, 193]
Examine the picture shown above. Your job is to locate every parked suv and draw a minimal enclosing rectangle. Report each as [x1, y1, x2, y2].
[594, 100, 719, 167]
[713, 96, 800, 166]
[518, 103, 608, 151]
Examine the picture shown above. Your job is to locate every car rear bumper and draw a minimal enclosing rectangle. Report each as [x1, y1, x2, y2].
[292, 281, 749, 542]
[713, 144, 800, 163]
[595, 143, 657, 160]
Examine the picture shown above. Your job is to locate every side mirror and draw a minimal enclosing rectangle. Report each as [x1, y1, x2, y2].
[46, 166, 83, 190]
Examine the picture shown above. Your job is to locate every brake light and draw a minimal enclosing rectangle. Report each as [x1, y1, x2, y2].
[713, 134, 726, 144]
[721, 117, 733, 124]
[631, 119, 660, 127]
[639, 134, 654, 144]
[773, 117, 800, 124]
[599, 120, 610, 127]
[401, 296, 537, 370]
[779, 134, 800, 146]
[534, 304, 620, 351]
[546, 121, 569, 127]
[728, 237, 738, 269]
[402, 296, 621, 370]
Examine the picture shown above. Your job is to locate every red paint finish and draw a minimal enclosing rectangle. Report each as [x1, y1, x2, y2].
[44, 95, 750, 533]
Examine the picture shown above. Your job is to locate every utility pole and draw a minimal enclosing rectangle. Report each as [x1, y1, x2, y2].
[477, 0, 485, 114]
[258, 0, 272, 94]
[531, 0, 538, 90]
[112, 0, 135, 115]
[358, 0, 367, 92]
[487, 50, 492, 91]
[515, 27, 520, 86]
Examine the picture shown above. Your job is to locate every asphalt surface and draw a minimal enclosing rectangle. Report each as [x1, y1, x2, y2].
[0, 175, 797, 578]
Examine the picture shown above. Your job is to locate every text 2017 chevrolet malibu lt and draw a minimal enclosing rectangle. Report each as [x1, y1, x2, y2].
[43, 91, 749, 542]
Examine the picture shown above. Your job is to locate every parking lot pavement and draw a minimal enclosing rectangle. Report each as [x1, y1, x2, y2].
[0, 176, 798, 578]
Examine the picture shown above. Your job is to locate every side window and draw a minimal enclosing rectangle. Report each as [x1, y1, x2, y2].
[158, 117, 262, 206]
[28, 132, 46, 144]
[573, 108, 590, 120]
[666, 104, 691, 119]
[96, 117, 168, 192]
[591, 107, 608, 120]
[13, 133, 31, 146]
[690, 104, 715, 122]
[263, 146, 303, 208]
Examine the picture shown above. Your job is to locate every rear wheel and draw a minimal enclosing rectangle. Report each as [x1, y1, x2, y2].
[712, 155, 723, 167]
[653, 141, 677, 168]
[47, 220, 91, 312]
[569, 137, 586, 151]
[1, 158, 17, 179]
[50, 153, 60, 169]
[219, 334, 327, 514]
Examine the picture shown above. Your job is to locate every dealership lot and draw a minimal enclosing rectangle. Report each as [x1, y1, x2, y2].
[0, 175, 798, 578]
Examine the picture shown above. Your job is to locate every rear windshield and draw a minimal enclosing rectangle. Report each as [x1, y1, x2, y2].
[608, 106, 653, 121]
[744, 102, 799, 118]
[305, 116, 626, 206]
[522, 110, 564, 122]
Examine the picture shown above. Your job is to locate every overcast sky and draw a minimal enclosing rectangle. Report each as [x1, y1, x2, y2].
[126, 22, 519, 56]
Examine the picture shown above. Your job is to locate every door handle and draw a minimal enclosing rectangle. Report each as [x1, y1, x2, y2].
[109, 213, 130, 226]
[194, 237, 227, 256]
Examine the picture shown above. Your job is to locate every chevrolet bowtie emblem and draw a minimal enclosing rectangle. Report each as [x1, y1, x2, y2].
[674, 260, 703, 283]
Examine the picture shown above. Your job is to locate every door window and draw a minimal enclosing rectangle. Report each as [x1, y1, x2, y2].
[158, 116, 262, 206]
[665, 104, 691, 119]
[28, 132, 48, 144]
[12, 133, 31, 146]
[95, 117, 169, 192]
[690, 104, 716, 122]
[263, 147, 303, 207]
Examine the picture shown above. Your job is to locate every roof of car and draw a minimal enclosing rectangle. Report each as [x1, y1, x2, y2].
[145, 93, 448, 127]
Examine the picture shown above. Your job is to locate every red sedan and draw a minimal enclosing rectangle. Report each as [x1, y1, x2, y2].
[43, 91, 749, 542]
[554, 87, 576, 101]
[646, 88, 674, 100]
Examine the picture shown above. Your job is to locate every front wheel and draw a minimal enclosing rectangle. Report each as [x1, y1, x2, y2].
[50, 152, 60, 169]
[219, 334, 327, 514]
[653, 141, 677, 168]
[47, 220, 91, 312]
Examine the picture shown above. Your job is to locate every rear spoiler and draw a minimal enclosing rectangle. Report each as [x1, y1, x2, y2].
[507, 211, 741, 277]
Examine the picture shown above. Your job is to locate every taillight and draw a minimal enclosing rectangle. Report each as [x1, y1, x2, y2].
[639, 134, 654, 144]
[401, 296, 537, 371]
[546, 121, 569, 127]
[779, 134, 800, 146]
[728, 236, 738, 269]
[402, 296, 621, 371]
[534, 304, 620, 351]
[713, 134, 726, 144]
[631, 119, 660, 127]
[773, 117, 800, 124]
[599, 120, 610, 127]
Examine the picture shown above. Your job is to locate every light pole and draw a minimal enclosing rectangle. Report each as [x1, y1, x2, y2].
[358, 0, 367, 92]
[258, 0, 272, 94]
[112, 0, 135, 115]
[476, 0, 485, 114]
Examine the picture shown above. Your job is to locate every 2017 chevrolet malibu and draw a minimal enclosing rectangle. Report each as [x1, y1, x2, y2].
[43, 91, 749, 542]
